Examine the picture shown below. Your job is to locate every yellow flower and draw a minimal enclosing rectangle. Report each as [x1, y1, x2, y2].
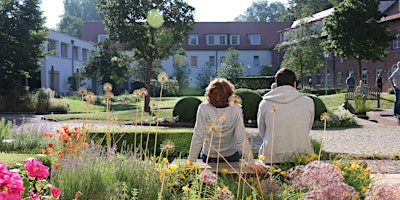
[274, 168, 282, 173]
[178, 174, 185, 179]
[270, 105, 278, 113]
[258, 155, 265, 161]
[169, 164, 178, 171]
[103, 82, 113, 92]
[360, 186, 368, 192]
[182, 185, 189, 192]
[192, 162, 199, 170]
[350, 162, 360, 170]
[185, 160, 191, 167]
[246, 197, 252, 200]
[157, 72, 168, 83]
[221, 168, 229, 174]
[332, 161, 342, 169]
[280, 171, 287, 176]
[162, 157, 169, 164]
[320, 112, 330, 121]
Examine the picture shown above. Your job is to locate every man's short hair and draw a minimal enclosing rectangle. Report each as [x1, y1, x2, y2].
[275, 68, 296, 87]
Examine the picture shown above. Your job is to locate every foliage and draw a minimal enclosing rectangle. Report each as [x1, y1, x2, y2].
[234, 88, 262, 123]
[259, 64, 275, 76]
[151, 78, 179, 97]
[354, 94, 369, 114]
[57, 15, 83, 38]
[313, 106, 357, 128]
[97, 0, 195, 111]
[217, 47, 244, 79]
[235, 1, 286, 22]
[57, 0, 101, 37]
[172, 52, 190, 91]
[196, 61, 215, 89]
[35, 88, 54, 114]
[82, 38, 133, 92]
[230, 76, 275, 90]
[308, 94, 328, 122]
[131, 59, 165, 82]
[0, 117, 12, 142]
[0, 0, 48, 102]
[172, 97, 202, 124]
[283, 0, 332, 20]
[323, 0, 393, 81]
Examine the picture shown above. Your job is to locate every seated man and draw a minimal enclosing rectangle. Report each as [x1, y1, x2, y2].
[257, 68, 315, 163]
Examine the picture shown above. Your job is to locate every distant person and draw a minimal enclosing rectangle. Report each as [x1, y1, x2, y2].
[187, 78, 264, 172]
[376, 73, 383, 92]
[346, 73, 356, 91]
[389, 61, 400, 123]
[308, 78, 312, 88]
[355, 80, 368, 96]
[257, 68, 314, 164]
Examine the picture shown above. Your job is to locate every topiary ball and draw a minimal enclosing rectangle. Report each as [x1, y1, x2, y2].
[173, 97, 202, 123]
[308, 94, 327, 121]
[234, 88, 262, 123]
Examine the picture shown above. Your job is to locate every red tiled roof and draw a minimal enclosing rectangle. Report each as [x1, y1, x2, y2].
[81, 21, 107, 43]
[182, 22, 292, 50]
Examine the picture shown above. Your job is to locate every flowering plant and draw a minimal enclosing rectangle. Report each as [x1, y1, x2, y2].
[0, 158, 60, 200]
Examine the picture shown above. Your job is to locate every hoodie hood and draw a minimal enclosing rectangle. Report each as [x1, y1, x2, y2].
[262, 85, 303, 104]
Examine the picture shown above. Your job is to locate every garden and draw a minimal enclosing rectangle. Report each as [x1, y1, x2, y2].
[1, 76, 400, 199]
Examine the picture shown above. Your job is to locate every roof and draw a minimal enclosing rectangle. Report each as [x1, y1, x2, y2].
[182, 22, 292, 50]
[81, 21, 107, 43]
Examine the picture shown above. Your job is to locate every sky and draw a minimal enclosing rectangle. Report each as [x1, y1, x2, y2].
[40, 0, 288, 29]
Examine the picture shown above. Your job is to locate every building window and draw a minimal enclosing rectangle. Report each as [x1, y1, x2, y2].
[73, 46, 79, 61]
[98, 34, 108, 42]
[47, 40, 56, 55]
[337, 71, 342, 86]
[209, 56, 215, 67]
[327, 70, 331, 88]
[393, 33, 400, 49]
[253, 56, 260, 68]
[362, 67, 368, 86]
[207, 35, 215, 45]
[82, 49, 88, 61]
[219, 35, 226, 45]
[230, 34, 240, 45]
[316, 73, 321, 85]
[191, 56, 197, 67]
[188, 34, 198, 45]
[61, 43, 68, 58]
[248, 34, 261, 45]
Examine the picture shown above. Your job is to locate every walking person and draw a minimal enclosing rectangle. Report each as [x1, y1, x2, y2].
[389, 61, 400, 124]
[376, 73, 383, 92]
[346, 73, 356, 91]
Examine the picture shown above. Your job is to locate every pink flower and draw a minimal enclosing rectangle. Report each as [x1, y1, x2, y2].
[52, 187, 61, 197]
[0, 162, 8, 173]
[24, 158, 49, 179]
[0, 169, 24, 200]
[198, 169, 217, 185]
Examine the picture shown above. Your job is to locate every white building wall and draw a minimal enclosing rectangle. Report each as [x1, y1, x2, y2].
[162, 49, 272, 88]
[40, 30, 95, 95]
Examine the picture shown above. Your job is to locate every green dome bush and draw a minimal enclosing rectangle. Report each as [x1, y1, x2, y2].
[173, 97, 202, 123]
[234, 88, 262, 123]
[308, 94, 328, 121]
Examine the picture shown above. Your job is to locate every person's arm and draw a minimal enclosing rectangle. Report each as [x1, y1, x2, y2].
[187, 106, 205, 162]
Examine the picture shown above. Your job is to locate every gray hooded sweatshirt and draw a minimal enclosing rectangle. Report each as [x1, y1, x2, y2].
[257, 85, 314, 163]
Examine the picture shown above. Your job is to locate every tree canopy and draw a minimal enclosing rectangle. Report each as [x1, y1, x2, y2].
[82, 38, 133, 94]
[0, 0, 48, 95]
[323, 0, 393, 81]
[217, 48, 244, 79]
[235, 1, 286, 22]
[97, 0, 195, 111]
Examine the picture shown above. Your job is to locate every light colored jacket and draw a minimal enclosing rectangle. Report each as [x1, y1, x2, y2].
[257, 85, 314, 163]
[188, 103, 252, 162]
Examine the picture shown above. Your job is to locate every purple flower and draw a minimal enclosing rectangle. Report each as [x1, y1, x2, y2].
[198, 169, 217, 184]
[364, 180, 400, 200]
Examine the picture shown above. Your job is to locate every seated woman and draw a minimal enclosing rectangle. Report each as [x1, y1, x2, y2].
[187, 78, 264, 172]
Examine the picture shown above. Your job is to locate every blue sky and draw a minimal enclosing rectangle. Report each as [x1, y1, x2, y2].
[40, 0, 288, 29]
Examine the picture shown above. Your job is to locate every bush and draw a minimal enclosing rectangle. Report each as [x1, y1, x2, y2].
[50, 99, 70, 113]
[230, 76, 275, 90]
[35, 88, 55, 114]
[234, 88, 262, 123]
[172, 97, 202, 123]
[308, 94, 328, 121]
[313, 106, 357, 128]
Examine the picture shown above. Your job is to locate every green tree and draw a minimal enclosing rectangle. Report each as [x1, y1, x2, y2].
[323, 0, 393, 81]
[131, 59, 164, 83]
[57, 0, 101, 36]
[217, 48, 244, 79]
[172, 53, 190, 92]
[235, 1, 286, 22]
[97, 0, 195, 112]
[196, 61, 215, 89]
[82, 38, 133, 93]
[0, 0, 47, 106]
[283, 0, 332, 20]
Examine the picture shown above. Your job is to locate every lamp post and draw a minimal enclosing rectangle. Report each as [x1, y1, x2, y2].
[323, 51, 330, 95]
[247, 64, 251, 76]
[71, 40, 75, 76]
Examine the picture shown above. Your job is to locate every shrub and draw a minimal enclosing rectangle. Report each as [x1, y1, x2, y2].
[308, 94, 327, 121]
[312, 106, 357, 128]
[35, 88, 55, 114]
[234, 88, 262, 123]
[50, 99, 69, 113]
[172, 97, 202, 123]
[0, 117, 12, 142]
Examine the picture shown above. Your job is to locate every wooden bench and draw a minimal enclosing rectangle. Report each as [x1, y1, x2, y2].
[170, 159, 265, 175]
[345, 88, 381, 108]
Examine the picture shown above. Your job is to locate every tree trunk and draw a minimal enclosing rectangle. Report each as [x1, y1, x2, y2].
[357, 58, 362, 83]
[144, 58, 152, 112]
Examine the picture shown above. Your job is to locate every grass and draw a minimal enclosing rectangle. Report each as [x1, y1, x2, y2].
[319, 92, 394, 110]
